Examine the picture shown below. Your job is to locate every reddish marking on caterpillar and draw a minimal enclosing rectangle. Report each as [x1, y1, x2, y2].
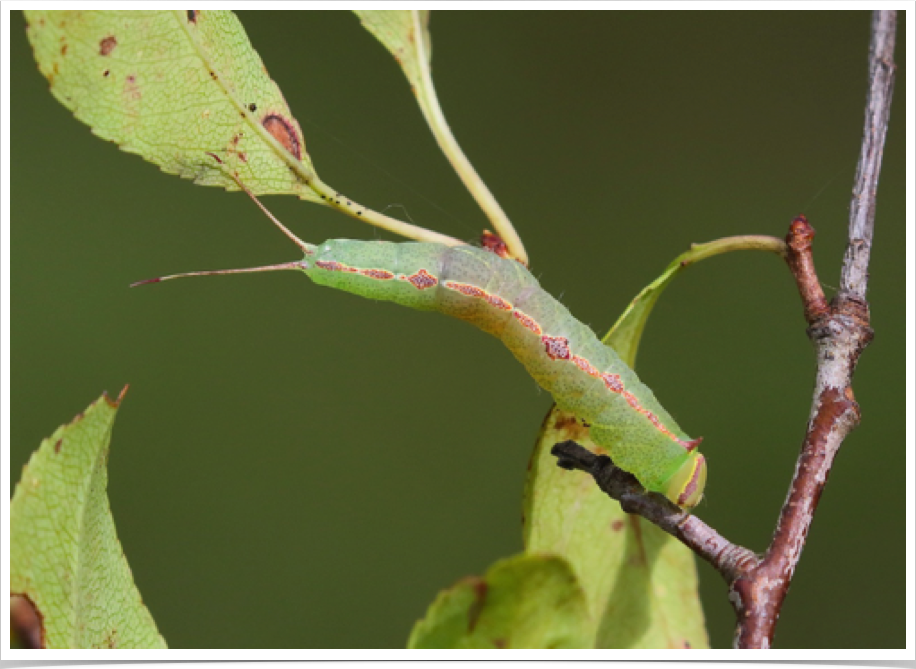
[677, 455, 706, 506]
[601, 373, 624, 393]
[512, 310, 542, 335]
[486, 294, 513, 311]
[359, 269, 395, 280]
[645, 411, 684, 445]
[542, 335, 571, 361]
[593, 383, 700, 451]
[445, 281, 487, 299]
[572, 355, 601, 377]
[407, 269, 438, 290]
[681, 436, 704, 452]
[644, 412, 698, 449]
[316, 260, 350, 272]
[442, 280, 514, 311]
[623, 391, 641, 409]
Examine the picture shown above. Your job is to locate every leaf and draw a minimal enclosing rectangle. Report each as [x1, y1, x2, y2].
[523, 408, 708, 649]
[25, 10, 320, 201]
[353, 11, 432, 112]
[408, 553, 590, 649]
[10, 389, 166, 649]
[601, 258, 683, 368]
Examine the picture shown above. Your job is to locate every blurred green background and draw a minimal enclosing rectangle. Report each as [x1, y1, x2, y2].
[11, 11, 905, 649]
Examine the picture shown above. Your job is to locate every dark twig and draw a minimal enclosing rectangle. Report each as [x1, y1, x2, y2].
[549, 11, 895, 650]
[552, 441, 759, 583]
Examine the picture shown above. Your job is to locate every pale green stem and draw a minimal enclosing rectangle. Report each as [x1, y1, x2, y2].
[605, 235, 787, 367]
[410, 13, 528, 265]
[684, 235, 787, 264]
[308, 175, 466, 248]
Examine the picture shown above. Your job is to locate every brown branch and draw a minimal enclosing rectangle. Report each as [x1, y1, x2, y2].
[549, 11, 895, 649]
[731, 10, 894, 649]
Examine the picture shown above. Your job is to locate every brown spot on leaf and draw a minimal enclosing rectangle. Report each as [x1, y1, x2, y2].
[553, 414, 590, 441]
[238, 152, 248, 163]
[101, 628, 118, 648]
[187, 10, 198, 23]
[248, 103, 257, 112]
[60, 44, 68, 56]
[610, 519, 625, 532]
[493, 638, 507, 648]
[99, 35, 117, 56]
[466, 577, 488, 632]
[124, 74, 141, 103]
[103, 69, 110, 77]
[55, 439, 63, 453]
[262, 114, 302, 159]
[10, 594, 45, 649]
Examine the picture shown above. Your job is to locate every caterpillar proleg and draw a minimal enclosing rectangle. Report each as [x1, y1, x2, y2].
[136, 194, 707, 509]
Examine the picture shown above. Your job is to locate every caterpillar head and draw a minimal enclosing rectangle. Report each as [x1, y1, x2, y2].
[663, 452, 707, 510]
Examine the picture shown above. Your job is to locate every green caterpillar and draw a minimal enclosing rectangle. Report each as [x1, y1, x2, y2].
[138, 206, 707, 509]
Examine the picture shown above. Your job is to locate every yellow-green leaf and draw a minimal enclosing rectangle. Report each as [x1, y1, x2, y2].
[353, 11, 432, 107]
[10, 389, 166, 649]
[408, 553, 590, 649]
[25, 10, 321, 201]
[523, 407, 708, 649]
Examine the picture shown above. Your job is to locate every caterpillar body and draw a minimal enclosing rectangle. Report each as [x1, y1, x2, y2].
[302, 239, 707, 508]
[139, 202, 707, 508]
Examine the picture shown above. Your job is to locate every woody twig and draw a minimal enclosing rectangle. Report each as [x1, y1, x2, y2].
[731, 10, 895, 649]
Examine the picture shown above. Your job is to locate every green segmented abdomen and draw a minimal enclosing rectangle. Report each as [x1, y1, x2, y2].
[304, 239, 706, 508]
